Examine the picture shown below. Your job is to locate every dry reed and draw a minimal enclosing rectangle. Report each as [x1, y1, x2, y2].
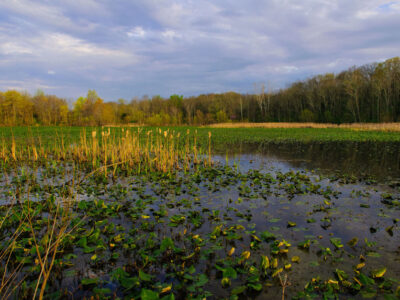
[207, 122, 400, 131]
[0, 127, 210, 175]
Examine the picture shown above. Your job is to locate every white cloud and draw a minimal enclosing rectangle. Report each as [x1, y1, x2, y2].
[127, 26, 146, 38]
[161, 29, 181, 39]
[275, 66, 299, 73]
[0, 79, 60, 91]
[0, 30, 139, 66]
[0, 42, 33, 55]
[47, 33, 128, 57]
[0, 0, 92, 33]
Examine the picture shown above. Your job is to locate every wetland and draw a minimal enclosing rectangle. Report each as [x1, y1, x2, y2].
[0, 127, 399, 299]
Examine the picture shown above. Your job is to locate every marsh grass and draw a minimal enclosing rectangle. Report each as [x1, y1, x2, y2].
[0, 196, 27, 299]
[0, 127, 213, 175]
[0, 168, 85, 300]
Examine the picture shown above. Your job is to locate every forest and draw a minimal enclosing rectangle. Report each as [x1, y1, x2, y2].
[0, 57, 399, 126]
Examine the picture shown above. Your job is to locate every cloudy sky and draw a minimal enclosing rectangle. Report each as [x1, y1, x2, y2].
[0, 0, 399, 101]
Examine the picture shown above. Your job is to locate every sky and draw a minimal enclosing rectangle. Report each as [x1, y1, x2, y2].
[0, 0, 399, 101]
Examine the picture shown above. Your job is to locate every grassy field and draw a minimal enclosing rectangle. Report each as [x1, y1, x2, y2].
[1, 126, 400, 149]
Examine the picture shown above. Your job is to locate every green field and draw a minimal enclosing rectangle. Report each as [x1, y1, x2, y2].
[2, 126, 400, 147]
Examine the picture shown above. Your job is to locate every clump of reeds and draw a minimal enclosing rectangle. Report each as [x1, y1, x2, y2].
[0, 127, 212, 175]
[0, 196, 26, 299]
[0, 176, 82, 300]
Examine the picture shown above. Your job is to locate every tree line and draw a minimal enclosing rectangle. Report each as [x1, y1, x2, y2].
[0, 57, 399, 126]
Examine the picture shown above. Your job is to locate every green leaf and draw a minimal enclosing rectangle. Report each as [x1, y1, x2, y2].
[63, 253, 77, 260]
[196, 274, 208, 287]
[188, 265, 196, 274]
[93, 287, 111, 295]
[347, 237, 358, 247]
[221, 277, 231, 288]
[64, 270, 77, 277]
[330, 238, 343, 249]
[260, 230, 276, 241]
[298, 239, 311, 249]
[161, 294, 175, 300]
[111, 267, 129, 279]
[231, 286, 246, 295]
[223, 267, 237, 279]
[78, 201, 88, 210]
[261, 255, 270, 269]
[269, 218, 280, 223]
[366, 251, 381, 258]
[248, 283, 262, 291]
[360, 290, 377, 298]
[141, 288, 159, 300]
[335, 269, 348, 281]
[371, 267, 386, 278]
[160, 237, 174, 252]
[359, 273, 375, 286]
[139, 270, 152, 282]
[81, 278, 99, 286]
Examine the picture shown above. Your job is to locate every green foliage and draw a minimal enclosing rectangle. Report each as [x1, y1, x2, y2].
[299, 109, 316, 122]
[215, 110, 229, 123]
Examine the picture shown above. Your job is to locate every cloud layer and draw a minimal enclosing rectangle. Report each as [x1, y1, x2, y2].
[0, 0, 399, 100]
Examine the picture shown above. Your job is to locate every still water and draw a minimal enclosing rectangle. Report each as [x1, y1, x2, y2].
[215, 141, 400, 182]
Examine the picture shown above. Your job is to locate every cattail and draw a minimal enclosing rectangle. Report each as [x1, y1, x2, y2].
[33, 146, 38, 161]
[11, 136, 17, 161]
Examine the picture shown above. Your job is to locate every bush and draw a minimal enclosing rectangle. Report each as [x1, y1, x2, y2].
[299, 109, 316, 122]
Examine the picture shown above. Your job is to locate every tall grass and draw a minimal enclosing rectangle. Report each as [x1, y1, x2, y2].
[0, 127, 213, 175]
[0, 183, 82, 300]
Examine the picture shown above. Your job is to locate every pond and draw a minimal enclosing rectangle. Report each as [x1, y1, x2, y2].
[215, 141, 400, 182]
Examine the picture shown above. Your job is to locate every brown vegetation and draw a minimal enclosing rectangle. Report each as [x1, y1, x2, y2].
[1, 128, 212, 173]
[207, 122, 400, 131]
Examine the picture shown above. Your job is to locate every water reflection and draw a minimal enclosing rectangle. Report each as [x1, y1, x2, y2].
[214, 142, 400, 182]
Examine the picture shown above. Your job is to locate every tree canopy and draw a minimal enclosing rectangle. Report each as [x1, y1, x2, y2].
[0, 57, 399, 126]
